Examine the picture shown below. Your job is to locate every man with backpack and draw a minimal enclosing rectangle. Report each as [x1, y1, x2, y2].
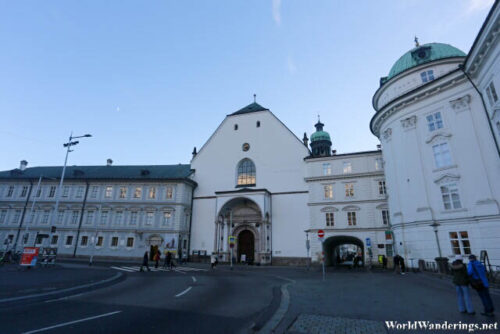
[468, 254, 495, 317]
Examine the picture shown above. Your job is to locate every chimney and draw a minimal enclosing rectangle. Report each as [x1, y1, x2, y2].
[377, 144, 381, 150]
[19, 160, 28, 171]
[106, 159, 113, 166]
[332, 150, 337, 155]
[192, 147, 197, 158]
[302, 133, 309, 147]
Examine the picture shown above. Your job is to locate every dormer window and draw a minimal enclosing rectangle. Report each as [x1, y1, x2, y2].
[420, 70, 435, 83]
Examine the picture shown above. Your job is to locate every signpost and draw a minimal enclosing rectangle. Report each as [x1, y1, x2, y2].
[366, 237, 372, 270]
[318, 230, 325, 281]
[20, 247, 39, 267]
[229, 236, 236, 270]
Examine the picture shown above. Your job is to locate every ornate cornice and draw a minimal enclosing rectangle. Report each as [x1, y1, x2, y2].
[401, 115, 417, 130]
[450, 94, 471, 113]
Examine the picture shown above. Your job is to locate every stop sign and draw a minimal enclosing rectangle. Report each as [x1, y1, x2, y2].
[318, 230, 325, 238]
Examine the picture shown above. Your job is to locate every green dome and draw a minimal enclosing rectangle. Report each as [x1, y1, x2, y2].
[310, 131, 331, 142]
[387, 43, 466, 80]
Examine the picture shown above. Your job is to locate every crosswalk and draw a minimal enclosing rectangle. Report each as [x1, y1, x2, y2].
[110, 265, 207, 273]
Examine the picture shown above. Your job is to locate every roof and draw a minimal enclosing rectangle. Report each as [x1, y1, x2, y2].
[0, 164, 195, 182]
[230, 102, 269, 116]
[310, 130, 331, 142]
[387, 43, 466, 80]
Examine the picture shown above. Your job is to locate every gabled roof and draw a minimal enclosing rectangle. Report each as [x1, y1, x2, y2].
[0, 164, 195, 183]
[230, 102, 269, 116]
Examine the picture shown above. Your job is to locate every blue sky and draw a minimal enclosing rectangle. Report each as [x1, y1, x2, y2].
[0, 0, 494, 171]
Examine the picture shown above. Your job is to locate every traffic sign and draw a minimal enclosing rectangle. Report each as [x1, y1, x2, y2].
[318, 230, 325, 239]
[365, 237, 371, 247]
[228, 236, 236, 248]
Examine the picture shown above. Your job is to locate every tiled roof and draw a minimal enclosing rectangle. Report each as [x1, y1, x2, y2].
[230, 102, 268, 116]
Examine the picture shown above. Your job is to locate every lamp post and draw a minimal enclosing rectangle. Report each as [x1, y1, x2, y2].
[430, 222, 442, 258]
[48, 133, 92, 247]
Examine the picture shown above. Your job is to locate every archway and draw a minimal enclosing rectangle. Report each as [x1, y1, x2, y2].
[323, 236, 364, 267]
[237, 230, 255, 263]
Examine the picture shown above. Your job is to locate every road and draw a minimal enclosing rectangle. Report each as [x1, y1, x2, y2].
[0, 264, 283, 334]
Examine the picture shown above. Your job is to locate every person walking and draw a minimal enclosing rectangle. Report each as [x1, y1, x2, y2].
[400, 256, 406, 275]
[154, 250, 160, 269]
[451, 255, 474, 315]
[394, 254, 401, 274]
[468, 254, 495, 317]
[210, 254, 218, 269]
[165, 251, 172, 269]
[140, 251, 151, 272]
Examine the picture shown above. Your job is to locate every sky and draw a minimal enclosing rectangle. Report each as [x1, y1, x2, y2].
[0, 0, 494, 171]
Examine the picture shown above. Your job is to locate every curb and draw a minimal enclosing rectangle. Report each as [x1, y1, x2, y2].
[256, 276, 296, 333]
[0, 271, 124, 307]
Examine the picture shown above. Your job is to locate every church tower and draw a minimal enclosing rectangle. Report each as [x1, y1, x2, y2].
[309, 118, 332, 157]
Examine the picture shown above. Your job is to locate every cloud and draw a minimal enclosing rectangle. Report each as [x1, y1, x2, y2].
[287, 56, 297, 74]
[272, 0, 281, 25]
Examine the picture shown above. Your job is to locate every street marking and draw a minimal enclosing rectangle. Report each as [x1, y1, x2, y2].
[173, 268, 187, 275]
[22, 310, 122, 334]
[111, 266, 134, 272]
[44, 293, 84, 303]
[121, 266, 141, 271]
[191, 276, 196, 283]
[175, 287, 192, 298]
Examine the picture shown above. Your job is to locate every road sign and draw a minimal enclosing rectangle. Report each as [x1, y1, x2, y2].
[366, 237, 371, 247]
[318, 230, 325, 239]
[229, 236, 236, 248]
[20, 247, 39, 267]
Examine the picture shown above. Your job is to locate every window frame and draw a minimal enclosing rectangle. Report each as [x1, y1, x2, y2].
[432, 142, 453, 169]
[323, 184, 333, 199]
[347, 211, 357, 226]
[325, 212, 334, 226]
[236, 159, 256, 187]
[440, 183, 462, 210]
[449, 231, 471, 255]
[322, 163, 332, 176]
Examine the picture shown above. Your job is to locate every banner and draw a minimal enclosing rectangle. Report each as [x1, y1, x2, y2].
[20, 247, 39, 267]
[164, 234, 178, 252]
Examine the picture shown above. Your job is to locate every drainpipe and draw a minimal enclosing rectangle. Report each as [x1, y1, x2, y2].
[13, 180, 34, 251]
[460, 65, 500, 158]
[73, 181, 90, 257]
[186, 182, 196, 262]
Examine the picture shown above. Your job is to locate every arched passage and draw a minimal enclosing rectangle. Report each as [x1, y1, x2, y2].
[237, 230, 255, 263]
[323, 235, 364, 267]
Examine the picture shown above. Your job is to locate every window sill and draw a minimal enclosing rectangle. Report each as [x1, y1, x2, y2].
[433, 164, 457, 173]
[440, 208, 467, 214]
[235, 184, 256, 188]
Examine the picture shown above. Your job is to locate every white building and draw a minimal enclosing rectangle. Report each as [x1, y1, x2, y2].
[370, 2, 500, 267]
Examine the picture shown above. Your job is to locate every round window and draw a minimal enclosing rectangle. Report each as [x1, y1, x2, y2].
[242, 143, 250, 151]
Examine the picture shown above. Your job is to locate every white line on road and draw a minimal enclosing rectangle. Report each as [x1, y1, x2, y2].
[111, 266, 134, 272]
[173, 268, 187, 275]
[175, 287, 192, 298]
[44, 293, 84, 303]
[191, 276, 196, 283]
[22, 311, 122, 334]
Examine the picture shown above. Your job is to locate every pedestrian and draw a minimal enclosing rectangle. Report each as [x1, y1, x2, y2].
[394, 254, 401, 274]
[382, 255, 388, 269]
[154, 250, 160, 269]
[468, 254, 495, 317]
[211, 254, 218, 269]
[451, 255, 474, 315]
[140, 251, 151, 272]
[166, 251, 172, 269]
[400, 256, 406, 275]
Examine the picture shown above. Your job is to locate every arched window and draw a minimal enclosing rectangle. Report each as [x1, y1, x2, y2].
[237, 159, 256, 186]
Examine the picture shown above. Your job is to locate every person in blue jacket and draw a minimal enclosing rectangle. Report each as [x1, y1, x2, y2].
[467, 254, 494, 316]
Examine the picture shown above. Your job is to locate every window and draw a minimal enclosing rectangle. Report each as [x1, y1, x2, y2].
[440, 183, 462, 210]
[119, 187, 127, 199]
[111, 237, 119, 247]
[71, 210, 79, 224]
[35, 234, 44, 245]
[6, 186, 14, 197]
[382, 210, 390, 225]
[130, 211, 138, 225]
[325, 213, 334, 226]
[256, 121, 261, 128]
[100, 211, 109, 225]
[0, 210, 7, 224]
[485, 81, 498, 107]
[57, 210, 64, 224]
[324, 185, 333, 199]
[62, 186, 70, 197]
[90, 186, 98, 198]
[432, 142, 452, 168]
[149, 187, 156, 199]
[96, 236, 104, 247]
[20, 186, 28, 197]
[375, 158, 383, 170]
[105, 186, 113, 198]
[345, 183, 354, 197]
[81, 236, 88, 246]
[126, 237, 134, 248]
[343, 162, 352, 174]
[146, 212, 154, 225]
[234, 124, 238, 130]
[347, 212, 356, 226]
[41, 210, 50, 224]
[166, 186, 173, 199]
[426, 111, 443, 132]
[449, 231, 471, 255]
[115, 211, 123, 225]
[420, 70, 435, 83]
[85, 211, 94, 225]
[48, 186, 56, 198]
[378, 181, 386, 195]
[163, 212, 172, 226]
[12, 210, 21, 224]
[134, 187, 142, 199]
[237, 159, 256, 186]
[76, 186, 84, 198]
[66, 236, 74, 245]
[323, 163, 332, 176]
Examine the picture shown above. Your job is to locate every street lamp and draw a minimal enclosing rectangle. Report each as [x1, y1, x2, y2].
[48, 132, 92, 247]
[430, 222, 442, 258]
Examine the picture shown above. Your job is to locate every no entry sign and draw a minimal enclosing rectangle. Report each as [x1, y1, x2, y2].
[318, 230, 325, 239]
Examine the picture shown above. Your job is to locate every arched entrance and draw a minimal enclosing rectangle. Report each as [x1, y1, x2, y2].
[323, 236, 364, 267]
[237, 230, 255, 263]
